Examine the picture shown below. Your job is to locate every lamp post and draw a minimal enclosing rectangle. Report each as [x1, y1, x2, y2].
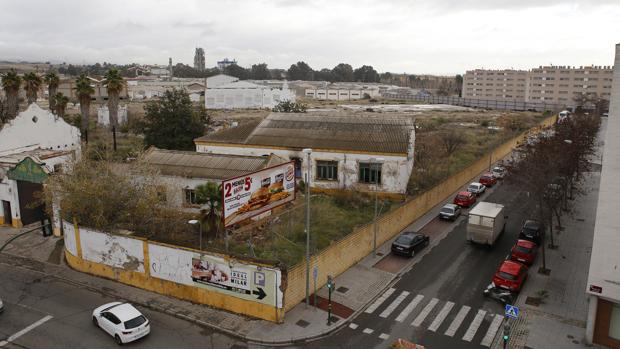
[188, 219, 202, 251]
[302, 148, 312, 308]
[371, 157, 384, 255]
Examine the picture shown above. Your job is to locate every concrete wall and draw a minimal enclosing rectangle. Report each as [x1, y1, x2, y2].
[97, 105, 128, 126]
[282, 115, 557, 311]
[205, 86, 296, 109]
[63, 220, 285, 322]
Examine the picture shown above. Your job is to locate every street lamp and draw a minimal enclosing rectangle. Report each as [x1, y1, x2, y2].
[370, 157, 384, 255]
[188, 219, 202, 251]
[302, 148, 312, 308]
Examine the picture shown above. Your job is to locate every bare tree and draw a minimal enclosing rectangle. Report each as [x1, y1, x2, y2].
[439, 129, 466, 156]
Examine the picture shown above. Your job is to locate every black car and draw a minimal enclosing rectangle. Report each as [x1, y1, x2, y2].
[519, 220, 543, 245]
[391, 232, 430, 257]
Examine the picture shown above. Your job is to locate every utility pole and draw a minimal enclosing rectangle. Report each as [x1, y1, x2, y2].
[327, 275, 335, 325]
[372, 157, 384, 255]
[303, 148, 312, 308]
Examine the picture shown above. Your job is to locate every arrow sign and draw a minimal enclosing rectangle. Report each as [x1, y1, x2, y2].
[252, 287, 267, 300]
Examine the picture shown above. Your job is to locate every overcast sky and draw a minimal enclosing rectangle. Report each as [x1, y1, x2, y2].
[0, 0, 619, 75]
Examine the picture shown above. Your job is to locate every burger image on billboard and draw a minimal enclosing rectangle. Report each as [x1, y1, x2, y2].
[238, 185, 270, 213]
[286, 165, 295, 181]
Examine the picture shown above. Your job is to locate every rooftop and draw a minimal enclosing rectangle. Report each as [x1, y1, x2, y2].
[142, 147, 287, 180]
[195, 112, 416, 154]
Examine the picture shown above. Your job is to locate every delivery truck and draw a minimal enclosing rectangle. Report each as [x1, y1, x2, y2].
[466, 202, 506, 245]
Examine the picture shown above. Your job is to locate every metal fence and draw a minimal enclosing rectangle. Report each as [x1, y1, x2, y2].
[381, 93, 565, 112]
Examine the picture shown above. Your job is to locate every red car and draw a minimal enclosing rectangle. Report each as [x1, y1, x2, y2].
[453, 191, 476, 208]
[510, 239, 537, 265]
[493, 260, 528, 292]
[479, 172, 497, 187]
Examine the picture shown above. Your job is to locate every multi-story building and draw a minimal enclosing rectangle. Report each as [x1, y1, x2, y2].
[462, 69, 528, 101]
[527, 65, 613, 105]
[194, 48, 205, 71]
[462, 65, 613, 108]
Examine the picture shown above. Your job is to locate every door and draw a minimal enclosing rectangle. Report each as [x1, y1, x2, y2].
[2, 201, 11, 225]
[100, 313, 116, 336]
[16, 181, 45, 225]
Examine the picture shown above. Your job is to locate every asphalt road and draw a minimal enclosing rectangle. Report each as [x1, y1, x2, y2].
[303, 179, 537, 349]
[0, 262, 243, 349]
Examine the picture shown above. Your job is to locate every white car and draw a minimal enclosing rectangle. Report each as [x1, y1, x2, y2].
[92, 302, 150, 345]
[467, 182, 486, 196]
[492, 166, 506, 179]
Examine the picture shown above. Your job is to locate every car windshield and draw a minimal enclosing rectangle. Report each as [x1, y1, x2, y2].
[515, 245, 531, 254]
[469, 185, 478, 190]
[522, 226, 539, 235]
[456, 195, 468, 200]
[498, 271, 517, 280]
[441, 207, 454, 214]
[395, 235, 414, 244]
[124, 315, 147, 329]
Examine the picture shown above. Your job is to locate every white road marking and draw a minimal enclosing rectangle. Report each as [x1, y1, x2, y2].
[481, 314, 504, 347]
[411, 298, 439, 327]
[379, 291, 410, 318]
[462, 309, 487, 342]
[395, 294, 424, 322]
[445, 305, 471, 337]
[428, 301, 455, 332]
[379, 333, 390, 340]
[364, 287, 396, 314]
[363, 328, 374, 334]
[0, 315, 53, 346]
[349, 323, 359, 330]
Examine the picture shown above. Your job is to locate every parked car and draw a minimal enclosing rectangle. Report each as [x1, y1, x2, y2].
[519, 219, 544, 245]
[93, 302, 150, 345]
[492, 166, 506, 179]
[467, 182, 486, 196]
[0, 297, 4, 313]
[483, 283, 515, 305]
[391, 232, 430, 257]
[479, 172, 497, 187]
[453, 191, 476, 208]
[492, 260, 528, 292]
[510, 239, 538, 265]
[439, 203, 461, 221]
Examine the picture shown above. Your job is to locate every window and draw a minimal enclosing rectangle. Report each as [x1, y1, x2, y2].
[359, 162, 382, 184]
[316, 161, 338, 181]
[184, 188, 197, 205]
[610, 303, 620, 340]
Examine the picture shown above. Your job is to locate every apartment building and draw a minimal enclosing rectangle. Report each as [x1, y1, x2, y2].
[462, 69, 528, 101]
[462, 65, 613, 108]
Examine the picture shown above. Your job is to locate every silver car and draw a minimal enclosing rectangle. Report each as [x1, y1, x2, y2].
[467, 182, 486, 196]
[439, 204, 461, 221]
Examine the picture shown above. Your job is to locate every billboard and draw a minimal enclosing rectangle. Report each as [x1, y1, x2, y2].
[222, 161, 296, 227]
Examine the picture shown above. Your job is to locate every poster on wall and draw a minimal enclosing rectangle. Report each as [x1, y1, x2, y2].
[222, 161, 296, 227]
[191, 254, 281, 307]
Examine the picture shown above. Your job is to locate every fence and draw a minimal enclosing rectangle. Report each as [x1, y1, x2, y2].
[283, 115, 558, 311]
[381, 93, 565, 112]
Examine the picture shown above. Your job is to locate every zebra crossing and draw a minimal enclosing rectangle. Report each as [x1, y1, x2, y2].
[348, 289, 505, 347]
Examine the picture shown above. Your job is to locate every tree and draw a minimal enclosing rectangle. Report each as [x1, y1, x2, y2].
[455, 74, 463, 97]
[0, 97, 8, 124]
[315, 68, 334, 82]
[1, 69, 22, 118]
[287, 61, 314, 80]
[250, 63, 271, 80]
[44, 71, 60, 112]
[438, 129, 466, 155]
[331, 63, 354, 82]
[195, 182, 222, 241]
[143, 89, 208, 150]
[22, 72, 43, 104]
[353, 65, 379, 83]
[223, 64, 250, 80]
[74, 73, 95, 141]
[104, 68, 127, 151]
[53, 93, 69, 118]
[272, 100, 307, 113]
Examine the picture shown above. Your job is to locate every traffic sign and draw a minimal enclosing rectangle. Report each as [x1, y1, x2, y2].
[505, 304, 519, 319]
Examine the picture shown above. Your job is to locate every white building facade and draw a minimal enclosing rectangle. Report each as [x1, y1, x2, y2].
[97, 105, 128, 126]
[206, 81, 296, 109]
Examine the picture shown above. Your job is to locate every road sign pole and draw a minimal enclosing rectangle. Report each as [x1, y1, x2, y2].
[327, 275, 334, 325]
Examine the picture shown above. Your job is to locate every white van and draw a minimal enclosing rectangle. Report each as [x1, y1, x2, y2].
[466, 202, 506, 245]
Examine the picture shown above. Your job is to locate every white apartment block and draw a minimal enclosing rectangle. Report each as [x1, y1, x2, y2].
[462, 69, 528, 101]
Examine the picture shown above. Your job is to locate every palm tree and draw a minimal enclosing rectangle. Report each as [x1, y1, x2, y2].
[104, 68, 126, 150]
[74, 73, 94, 141]
[23, 72, 43, 104]
[44, 71, 60, 112]
[195, 182, 223, 241]
[53, 92, 69, 118]
[1, 69, 22, 119]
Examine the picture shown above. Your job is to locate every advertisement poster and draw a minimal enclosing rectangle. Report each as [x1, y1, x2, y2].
[222, 161, 295, 227]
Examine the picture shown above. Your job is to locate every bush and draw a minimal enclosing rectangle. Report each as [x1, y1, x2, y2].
[272, 100, 307, 113]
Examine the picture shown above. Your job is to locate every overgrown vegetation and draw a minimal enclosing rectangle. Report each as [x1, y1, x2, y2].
[272, 100, 307, 113]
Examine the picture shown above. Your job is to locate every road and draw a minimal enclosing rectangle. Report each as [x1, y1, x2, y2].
[303, 179, 536, 349]
[0, 261, 243, 349]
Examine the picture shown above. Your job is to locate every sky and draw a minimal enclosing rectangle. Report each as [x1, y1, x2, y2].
[0, 0, 619, 75]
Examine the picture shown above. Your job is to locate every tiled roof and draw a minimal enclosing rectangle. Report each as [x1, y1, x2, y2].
[143, 147, 286, 180]
[195, 112, 415, 154]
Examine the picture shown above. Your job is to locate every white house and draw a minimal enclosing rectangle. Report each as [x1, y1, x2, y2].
[97, 105, 128, 126]
[142, 147, 287, 209]
[205, 80, 296, 110]
[194, 112, 415, 195]
[0, 104, 81, 229]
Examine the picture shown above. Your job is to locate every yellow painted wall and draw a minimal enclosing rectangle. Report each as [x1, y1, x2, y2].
[0, 216, 4, 225]
[65, 227, 284, 323]
[11, 218, 22, 228]
[284, 115, 557, 311]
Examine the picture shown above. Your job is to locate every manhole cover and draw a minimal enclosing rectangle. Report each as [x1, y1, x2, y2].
[525, 296, 540, 306]
[577, 218, 585, 222]
[337, 286, 349, 293]
[296, 319, 310, 328]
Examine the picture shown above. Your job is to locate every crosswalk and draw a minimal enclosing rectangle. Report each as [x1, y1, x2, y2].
[349, 288, 506, 347]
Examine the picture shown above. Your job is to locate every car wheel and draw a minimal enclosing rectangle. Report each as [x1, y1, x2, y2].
[115, 334, 123, 345]
[424, 239, 429, 246]
[92, 316, 98, 327]
[410, 250, 415, 258]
